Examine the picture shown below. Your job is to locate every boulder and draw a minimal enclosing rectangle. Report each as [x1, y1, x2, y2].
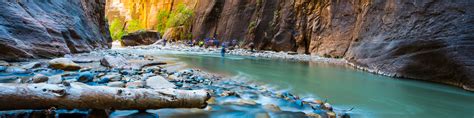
[121, 30, 160, 46]
[145, 76, 176, 89]
[100, 56, 127, 68]
[48, 58, 81, 71]
[0, 0, 111, 61]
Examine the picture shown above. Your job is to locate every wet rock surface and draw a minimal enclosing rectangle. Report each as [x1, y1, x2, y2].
[0, 0, 111, 61]
[0, 49, 350, 118]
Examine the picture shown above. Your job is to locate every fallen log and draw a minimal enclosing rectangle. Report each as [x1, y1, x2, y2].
[0, 83, 209, 110]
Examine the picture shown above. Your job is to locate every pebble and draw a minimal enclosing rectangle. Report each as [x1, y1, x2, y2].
[48, 58, 81, 71]
[31, 74, 49, 83]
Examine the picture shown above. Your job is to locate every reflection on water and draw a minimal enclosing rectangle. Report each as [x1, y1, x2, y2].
[167, 53, 474, 118]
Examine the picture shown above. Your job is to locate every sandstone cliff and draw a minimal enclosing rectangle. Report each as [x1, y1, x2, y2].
[191, 0, 474, 90]
[0, 0, 111, 61]
[104, 0, 474, 90]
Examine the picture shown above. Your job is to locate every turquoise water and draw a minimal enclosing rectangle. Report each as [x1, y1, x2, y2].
[166, 53, 474, 118]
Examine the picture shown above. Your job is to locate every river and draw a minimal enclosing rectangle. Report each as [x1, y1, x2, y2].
[159, 52, 474, 118]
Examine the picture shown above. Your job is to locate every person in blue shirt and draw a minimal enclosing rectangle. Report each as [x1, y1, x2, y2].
[221, 42, 226, 57]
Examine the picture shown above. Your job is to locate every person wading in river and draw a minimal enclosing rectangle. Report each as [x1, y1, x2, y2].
[249, 42, 255, 53]
[221, 42, 227, 57]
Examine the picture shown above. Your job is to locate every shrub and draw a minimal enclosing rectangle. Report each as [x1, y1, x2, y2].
[109, 18, 125, 41]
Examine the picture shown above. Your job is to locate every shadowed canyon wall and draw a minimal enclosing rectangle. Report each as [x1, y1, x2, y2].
[107, 0, 474, 90]
[0, 0, 111, 61]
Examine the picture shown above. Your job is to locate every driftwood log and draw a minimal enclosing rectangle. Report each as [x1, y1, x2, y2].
[0, 83, 209, 110]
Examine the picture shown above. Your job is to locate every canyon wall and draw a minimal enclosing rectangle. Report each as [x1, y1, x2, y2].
[0, 0, 111, 61]
[104, 0, 473, 90]
[106, 0, 197, 30]
[192, 0, 474, 90]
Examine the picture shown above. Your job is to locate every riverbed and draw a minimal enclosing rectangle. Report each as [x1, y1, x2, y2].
[123, 47, 474, 118]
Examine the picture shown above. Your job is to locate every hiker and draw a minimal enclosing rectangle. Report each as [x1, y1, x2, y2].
[198, 41, 204, 47]
[162, 38, 167, 46]
[249, 42, 255, 53]
[221, 42, 226, 57]
[214, 38, 220, 48]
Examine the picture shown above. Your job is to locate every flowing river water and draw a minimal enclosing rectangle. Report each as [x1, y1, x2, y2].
[157, 52, 474, 118]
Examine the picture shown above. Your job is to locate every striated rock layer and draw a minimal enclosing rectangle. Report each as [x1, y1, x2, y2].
[0, 0, 111, 61]
[190, 0, 474, 90]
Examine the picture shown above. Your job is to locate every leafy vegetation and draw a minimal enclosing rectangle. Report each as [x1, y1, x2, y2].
[109, 18, 125, 41]
[126, 19, 145, 33]
[156, 4, 194, 40]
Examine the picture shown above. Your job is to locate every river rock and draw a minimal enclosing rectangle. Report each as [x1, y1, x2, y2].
[0, 60, 9, 66]
[31, 74, 49, 83]
[323, 103, 333, 111]
[327, 111, 336, 118]
[145, 76, 176, 89]
[100, 73, 122, 82]
[100, 56, 128, 68]
[235, 99, 257, 105]
[49, 58, 81, 71]
[47, 75, 63, 84]
[107, 81, 125, 88]
[126, 80, 145, 88]
[5, 67, 29, 74]
[263, 104, 281, 112]
[76, 72, 94, 83]
[0, 66, 6, 72]
[21, 62, 43, 69]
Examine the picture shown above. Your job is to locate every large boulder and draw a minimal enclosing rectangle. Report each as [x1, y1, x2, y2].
[0, 0, 111, 61]
[121, 30, 160, 46]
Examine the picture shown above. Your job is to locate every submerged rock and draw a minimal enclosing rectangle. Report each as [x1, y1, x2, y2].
[263, 104, 281, 112]
[5, 67, 29, 74]
[48, 58, 81, 71]
[146, 76, 176, 89]
[76, 72, 94, 83]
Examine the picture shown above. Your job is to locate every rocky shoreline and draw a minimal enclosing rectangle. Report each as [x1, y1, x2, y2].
[0, 47, 351, 117]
